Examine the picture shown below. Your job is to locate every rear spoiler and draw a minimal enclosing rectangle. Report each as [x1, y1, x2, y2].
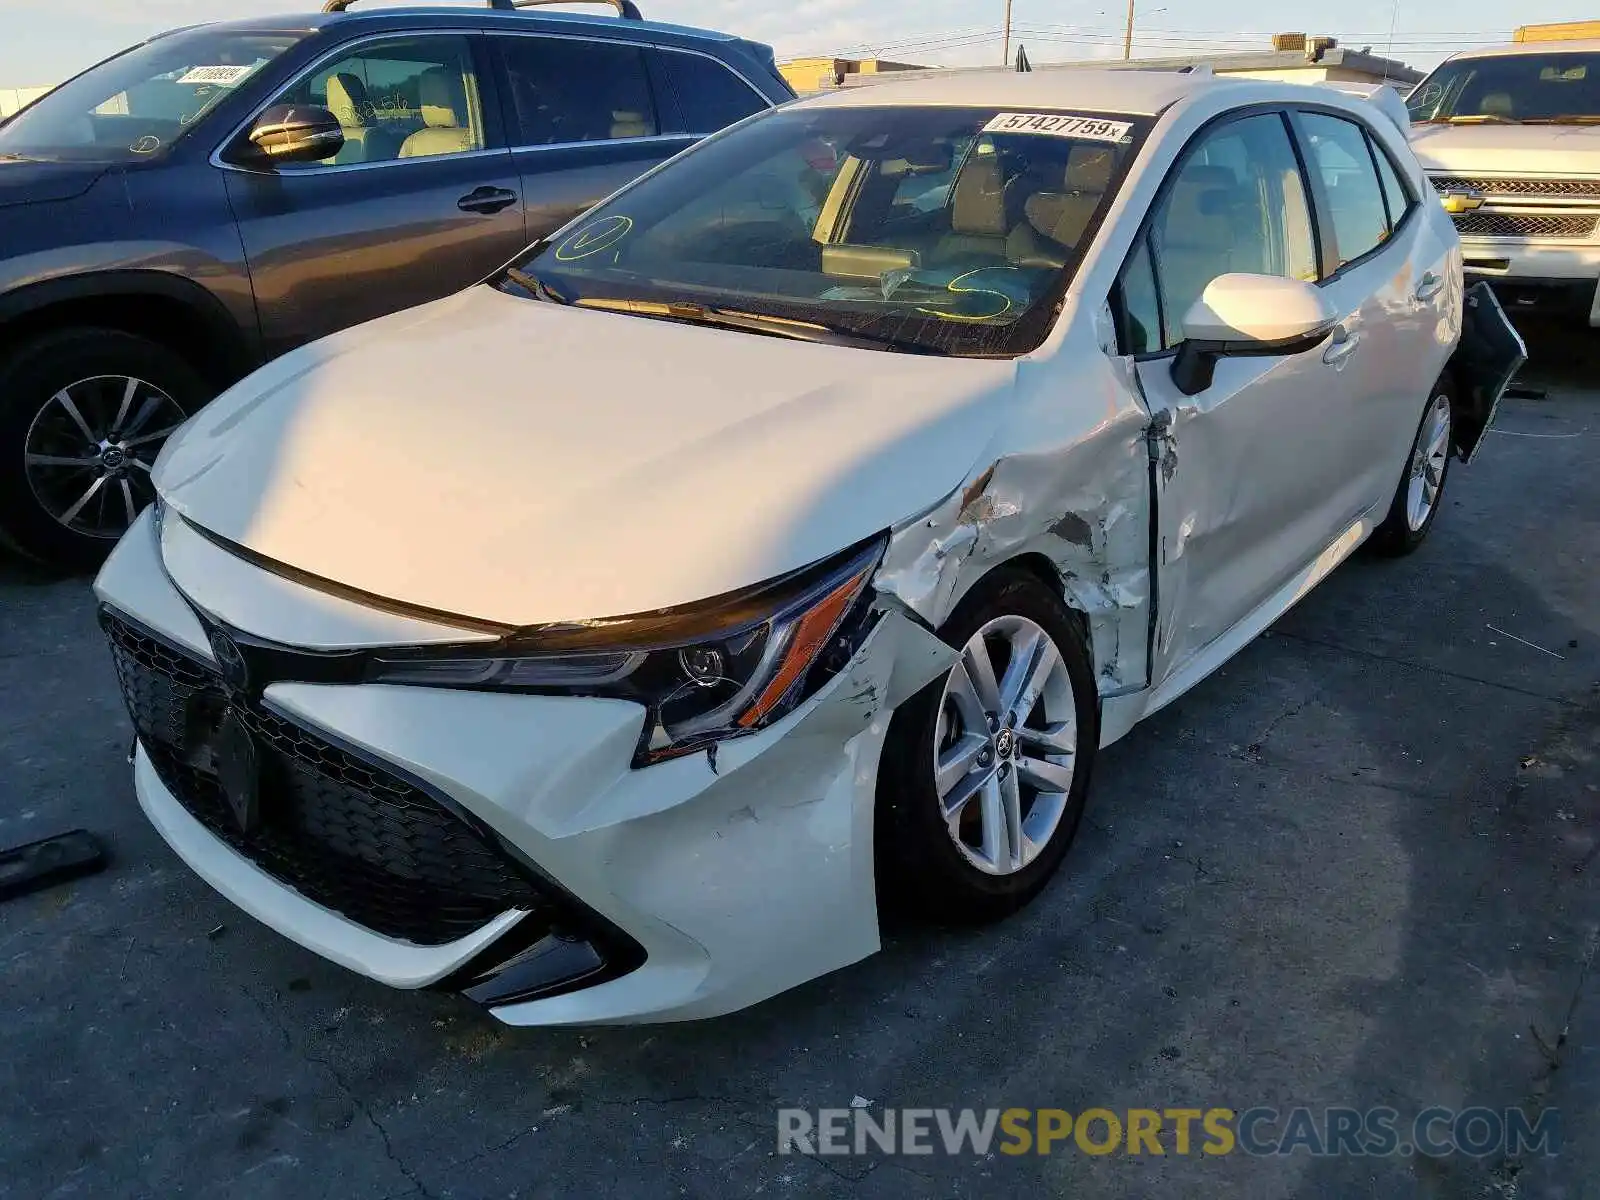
[1314, 80, 1411, 135]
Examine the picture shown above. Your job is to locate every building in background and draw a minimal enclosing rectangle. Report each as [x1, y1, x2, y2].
[782, 33, 1421, 95]
[1, 86, 53, 117]
[777, 57, 928, 93]
[1514, 20, 1600, 41]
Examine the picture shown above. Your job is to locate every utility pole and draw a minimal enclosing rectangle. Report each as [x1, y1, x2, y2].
[1002, 0, 1014, 66]
[1122, 0, 1135, 59]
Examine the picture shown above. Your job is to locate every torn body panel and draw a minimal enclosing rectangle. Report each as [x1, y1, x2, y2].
[875, 322, 1154, 703]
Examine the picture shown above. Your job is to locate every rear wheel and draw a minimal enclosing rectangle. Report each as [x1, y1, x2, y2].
[0, 329, 209, 568]
[876, 569, 1098, 923]
[1370, 378, 1455, 558]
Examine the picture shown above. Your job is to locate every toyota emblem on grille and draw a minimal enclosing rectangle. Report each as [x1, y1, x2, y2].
[208, 630, 249, 694]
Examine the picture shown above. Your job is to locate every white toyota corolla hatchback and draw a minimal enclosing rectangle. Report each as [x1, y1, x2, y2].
[95, 69, 1523, 1025]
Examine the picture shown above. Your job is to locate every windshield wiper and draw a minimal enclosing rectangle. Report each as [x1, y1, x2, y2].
[1436, 113, 1522, 125]
[502, 266, 572, 305]
[1519, 114, 1600, 124]
[573, 297, 938, 354]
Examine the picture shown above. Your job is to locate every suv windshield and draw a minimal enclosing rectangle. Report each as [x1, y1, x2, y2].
[507, 105, 1148, 357]
[1407, 52, 1600, 124]
[0, 27, 307, 162]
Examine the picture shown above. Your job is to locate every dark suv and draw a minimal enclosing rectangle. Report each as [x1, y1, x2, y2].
[0, 0, 791, 565]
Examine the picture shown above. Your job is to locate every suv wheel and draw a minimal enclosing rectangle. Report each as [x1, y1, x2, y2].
[0, 329, 210, 568]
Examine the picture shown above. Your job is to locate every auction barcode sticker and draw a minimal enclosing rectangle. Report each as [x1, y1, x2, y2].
[177, 65, 255, 86]
[982, 113, 1133, 142]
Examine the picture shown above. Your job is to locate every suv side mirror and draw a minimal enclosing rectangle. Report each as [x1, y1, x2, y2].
[1171, 273, 1337, 395]
[245, 104, 344, 165]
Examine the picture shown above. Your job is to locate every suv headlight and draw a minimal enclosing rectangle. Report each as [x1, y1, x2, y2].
[366, 536, 886, 766]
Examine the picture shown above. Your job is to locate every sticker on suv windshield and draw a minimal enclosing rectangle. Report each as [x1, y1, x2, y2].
[177, 65, 255, 87]
[982, 113, 1133, 142]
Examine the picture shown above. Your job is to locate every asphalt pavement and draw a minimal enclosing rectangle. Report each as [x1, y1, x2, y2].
[2, 326, 1598, 1199]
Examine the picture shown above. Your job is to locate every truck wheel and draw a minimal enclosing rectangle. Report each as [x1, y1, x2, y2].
[0, 329, 211, 569]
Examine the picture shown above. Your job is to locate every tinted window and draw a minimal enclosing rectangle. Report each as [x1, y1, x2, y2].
[657, 49, 767, 133]
[1116, 234, 1161, 355]
[1298, 113, 1391, 267]
[271, 35, 485, 168]
[1371, 139, 1414, 228]
[499, 37, 657, 145]
[1149, 113, 1318, 348]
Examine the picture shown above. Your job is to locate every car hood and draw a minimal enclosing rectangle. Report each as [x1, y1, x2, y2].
[1409, 122, 1600, 174]
[154, 286, 1016, 627]
[0, 157, 110, 208]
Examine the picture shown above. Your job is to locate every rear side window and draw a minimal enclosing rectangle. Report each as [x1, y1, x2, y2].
[656, 49, 768, 134]
[1297, 113, 1390, 269]
[497, 36, 657, 145]
[1371, 139, 1415, 229]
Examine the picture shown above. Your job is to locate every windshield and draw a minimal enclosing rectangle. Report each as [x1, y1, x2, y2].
[1407, 52, 1600, 123]
[508, 105, 1148, 357]
[0, 27, 307, 162]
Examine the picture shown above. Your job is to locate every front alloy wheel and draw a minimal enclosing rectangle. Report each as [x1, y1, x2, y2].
[878, 569, 1098, 923]
[935, 615, 1079, 876]
[0, 328, 209, 567]
[24, 375, 186, 539]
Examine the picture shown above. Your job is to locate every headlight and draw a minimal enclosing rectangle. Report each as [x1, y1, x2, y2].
[366, 536, 886, 765]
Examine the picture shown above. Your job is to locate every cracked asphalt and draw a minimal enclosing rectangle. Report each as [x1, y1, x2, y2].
[3, 325, 1599, 1199]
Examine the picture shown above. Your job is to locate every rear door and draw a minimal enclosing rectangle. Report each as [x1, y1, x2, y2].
[220, 31, 528, 358]
[1289, 108, 1448, 516]
[491, 34, 694, 244]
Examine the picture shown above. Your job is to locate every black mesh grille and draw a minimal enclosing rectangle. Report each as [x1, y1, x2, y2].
[103, 611, 545, 945]
[1430, 174, 1600, 200]
[1452, 212, 1599, 239]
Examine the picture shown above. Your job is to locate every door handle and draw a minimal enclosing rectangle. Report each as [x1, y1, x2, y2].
[457, 186, 518, 215]
[1322, 326, 1362, 366]
[1415, 271, 1445, 302]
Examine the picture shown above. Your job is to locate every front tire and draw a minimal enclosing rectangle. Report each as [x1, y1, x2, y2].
[0, 329, 209, 568]
[1370, 378, 1455, 558]
[876, 569, 1099, 924]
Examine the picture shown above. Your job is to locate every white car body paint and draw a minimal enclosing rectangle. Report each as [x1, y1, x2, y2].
[1406, 42, 1600, 325]
[96, 70, 1488, 1025]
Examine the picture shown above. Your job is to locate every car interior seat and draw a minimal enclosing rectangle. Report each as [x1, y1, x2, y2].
[932, 154, 1013, 263]
[1478, 91, 1515, 119]
[1006, 144, 1117, 268]
[399, 67, 477, 158]
[1154, 164, 1242, 330]
[325, 73, 404, 164]
[610, 109, 653, 139]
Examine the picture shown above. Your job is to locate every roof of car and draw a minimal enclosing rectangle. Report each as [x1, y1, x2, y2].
[798, 68, 1216, 117]
[1446, 39, 1600, 60]
[181, 7, 741, 44]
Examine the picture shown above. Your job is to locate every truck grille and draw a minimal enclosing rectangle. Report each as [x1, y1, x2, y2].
[1452, 212, 1599, 240]
[103, 609, 547, 946]
[1430, 175, 1600, 201]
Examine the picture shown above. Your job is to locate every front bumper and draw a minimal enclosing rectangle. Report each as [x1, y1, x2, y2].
[1458, 237, 1600, 325]
[95, 508, 950, 1024]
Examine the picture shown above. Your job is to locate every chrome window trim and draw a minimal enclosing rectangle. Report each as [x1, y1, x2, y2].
[211, 26, 773, 176]
[211, 27, 495, 175]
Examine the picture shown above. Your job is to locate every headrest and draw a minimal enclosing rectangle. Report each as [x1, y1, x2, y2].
[1479, 92, 1514, 118]
[950, 155, 1008, 237]
[1181, 164, 1237, 188]
[1064, 145, 1115, 193]
[418, 67, 463, 129]
[325, 73, 371, 127]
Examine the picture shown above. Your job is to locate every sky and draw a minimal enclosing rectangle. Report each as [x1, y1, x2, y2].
[3, 0, 1600, 84]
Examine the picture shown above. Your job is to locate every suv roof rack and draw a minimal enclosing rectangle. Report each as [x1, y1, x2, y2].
[323, 0, 642, 17]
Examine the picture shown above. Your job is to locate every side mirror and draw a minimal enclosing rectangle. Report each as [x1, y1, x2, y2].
[245, 104, 344, 165]
[1171, 273, 1337, 396]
